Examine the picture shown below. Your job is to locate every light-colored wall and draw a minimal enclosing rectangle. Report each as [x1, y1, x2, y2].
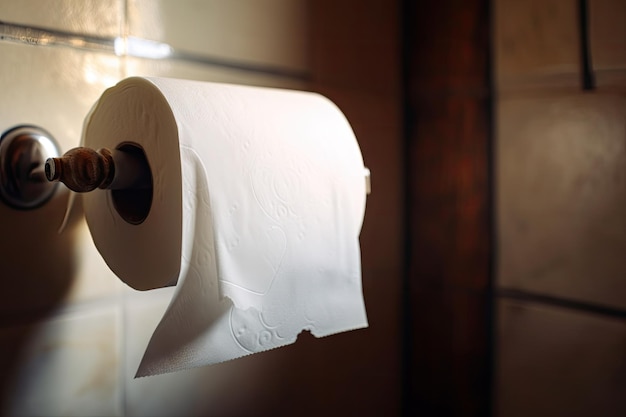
[0, 1, 403, 416]
[493, 0, 626, 416]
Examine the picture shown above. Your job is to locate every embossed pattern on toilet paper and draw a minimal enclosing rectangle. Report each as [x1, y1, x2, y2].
[81, 77, 369, 376]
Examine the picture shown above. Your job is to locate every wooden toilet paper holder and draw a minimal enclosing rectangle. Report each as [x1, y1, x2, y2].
[45, 144, 153, 224]
[45, 144, 152, 193]
[0, 124, 371, 213]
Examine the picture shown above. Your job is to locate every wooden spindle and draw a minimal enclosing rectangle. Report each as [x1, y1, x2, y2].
[45, 147, 114, 192]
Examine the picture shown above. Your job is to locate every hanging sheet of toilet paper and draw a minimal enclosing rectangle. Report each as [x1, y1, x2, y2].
[81, 77, 368, 377]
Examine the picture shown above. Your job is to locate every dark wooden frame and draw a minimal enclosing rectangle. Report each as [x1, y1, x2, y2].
[403, 1, 493, 415]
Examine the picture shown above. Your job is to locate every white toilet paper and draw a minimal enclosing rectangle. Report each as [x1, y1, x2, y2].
[81, 77, 368, 376]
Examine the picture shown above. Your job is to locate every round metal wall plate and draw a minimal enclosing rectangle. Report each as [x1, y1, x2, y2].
[0, 125, 61, 210]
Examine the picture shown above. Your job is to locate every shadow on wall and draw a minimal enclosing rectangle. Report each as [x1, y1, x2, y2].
[0, 190, 82, 413]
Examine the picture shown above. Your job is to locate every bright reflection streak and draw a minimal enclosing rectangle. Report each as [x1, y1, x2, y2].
[115, 36, 173, 59]
[113, 36, 126, 56]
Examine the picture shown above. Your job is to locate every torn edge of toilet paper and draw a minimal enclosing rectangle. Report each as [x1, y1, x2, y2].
[135, 147, 368, 377]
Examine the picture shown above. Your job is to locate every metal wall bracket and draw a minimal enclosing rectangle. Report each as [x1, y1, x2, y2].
[0, 125, 61, 209]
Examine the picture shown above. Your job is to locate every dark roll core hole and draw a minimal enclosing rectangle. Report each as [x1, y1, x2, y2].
[111, 143, 152, 225]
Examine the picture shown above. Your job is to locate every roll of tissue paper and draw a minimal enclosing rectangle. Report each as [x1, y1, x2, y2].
[81, 77, 368, 377]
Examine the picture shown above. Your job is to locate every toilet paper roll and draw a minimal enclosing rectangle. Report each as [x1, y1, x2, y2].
[82, 77, 368, 376]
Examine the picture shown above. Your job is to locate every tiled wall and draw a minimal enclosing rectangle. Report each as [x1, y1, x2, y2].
[0, 1, 403, 416]
[493, 0, 626, 416]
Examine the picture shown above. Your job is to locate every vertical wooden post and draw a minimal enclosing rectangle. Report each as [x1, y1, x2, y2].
[403, 0, 493, 415]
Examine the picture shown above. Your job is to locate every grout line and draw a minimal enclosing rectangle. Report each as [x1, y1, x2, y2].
[121, 0, 129, 81]
[120, 285, 128, 417]
[485, 0, 496, 415]
[578, 0, 596, 90]
[0, 20, 310, 81]
[399, 0, 412, 412]
[496, 288, 626, 319]
[120, 10, 128, 415]
[169, 49, 312, 81]
[122, 0, 130, 40]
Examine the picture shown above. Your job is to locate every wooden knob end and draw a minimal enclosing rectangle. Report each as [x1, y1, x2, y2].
[45, 147, 115, 193]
